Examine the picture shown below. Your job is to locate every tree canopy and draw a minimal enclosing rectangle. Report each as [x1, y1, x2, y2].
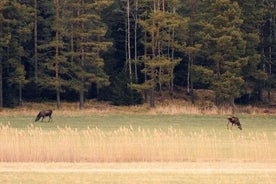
[0, 0, 275, 108]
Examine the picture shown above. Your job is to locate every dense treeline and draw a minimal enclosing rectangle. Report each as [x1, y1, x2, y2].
[0, 0, 275, 108]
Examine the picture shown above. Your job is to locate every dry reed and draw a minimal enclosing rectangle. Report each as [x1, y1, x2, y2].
[1, 100, 272, 117]
[0, 124, 275, 162]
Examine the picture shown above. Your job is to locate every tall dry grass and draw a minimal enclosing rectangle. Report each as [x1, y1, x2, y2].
[0, 124, 275, 162]
[1, 100, 272, 117]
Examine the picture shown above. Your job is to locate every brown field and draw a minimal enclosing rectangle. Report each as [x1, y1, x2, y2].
[0, 125, 276, 162]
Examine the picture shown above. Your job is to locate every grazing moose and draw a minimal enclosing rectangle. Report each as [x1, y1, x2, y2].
[35, 109, 53, 122]
[227, 116, 242, 130]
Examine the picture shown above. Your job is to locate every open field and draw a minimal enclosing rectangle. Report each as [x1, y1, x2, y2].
[0, 162, 276, 184]
[0, 112, 275, 162]
[0, 108, 275, 183]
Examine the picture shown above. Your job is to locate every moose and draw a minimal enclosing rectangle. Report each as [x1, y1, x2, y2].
[227, 116, 242, 130]
[35, 109, 53, 122]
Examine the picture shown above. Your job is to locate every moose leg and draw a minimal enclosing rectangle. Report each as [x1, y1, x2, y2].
[227, 121, 233, 130]
[48, 115, 52, 122]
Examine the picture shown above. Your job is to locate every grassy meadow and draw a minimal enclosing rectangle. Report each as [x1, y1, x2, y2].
[0, 105, 275, 183]
[0, 114, 275, 162]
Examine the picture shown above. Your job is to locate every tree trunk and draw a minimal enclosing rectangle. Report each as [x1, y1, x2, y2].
[188, 53, 195, 104]
[134, 0, 138, 83]
[79, 47, 85, 110]
[55, 0, 61, 109]
[34, 0, 38, 81]
[79, 82, 84, 109]
[267, 11, 274, 104]
[126, 0, 132, 83]
[189, 0, 196, 103]
[149, 0, 156, 108]
[0, 62, 3, 107]
[19, 82, 23, 106]
[0, 54, 2, 107]
[169, 6, 176, 95]
[0, 18, 2, 107]
[126, 0, 133, 103]
[151, 0, 156, 57]
[230, 97, 236, 114]
[187, 54, 190, 94]
[150, 86, 155, 108]
[260, 26, 265, 102]
[79, 0, 85, 110]
[70, 26, 74, 63]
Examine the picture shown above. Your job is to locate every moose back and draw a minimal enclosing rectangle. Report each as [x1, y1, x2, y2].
[35, 109, 53, 122]
[227, 116, 242, 130]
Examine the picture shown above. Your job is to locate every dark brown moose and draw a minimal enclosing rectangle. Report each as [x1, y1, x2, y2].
[35, 109, 53, 122]
[227, 116, 242, 130]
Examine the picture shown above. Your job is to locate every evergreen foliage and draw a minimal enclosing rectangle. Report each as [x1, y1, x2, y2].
[0, 0, 274, 108]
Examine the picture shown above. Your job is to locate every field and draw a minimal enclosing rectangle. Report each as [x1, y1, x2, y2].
[0, 107, 275, 183]
[0, 162, 276, 184]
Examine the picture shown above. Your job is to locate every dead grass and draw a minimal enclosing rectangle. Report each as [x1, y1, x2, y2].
[0, 100, 274, 116]
[0, 125, 275, 162]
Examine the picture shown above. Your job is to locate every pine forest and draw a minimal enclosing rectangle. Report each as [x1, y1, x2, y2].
[0, 0, 275, 109]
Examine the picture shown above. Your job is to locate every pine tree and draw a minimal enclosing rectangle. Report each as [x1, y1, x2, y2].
[65, 0, 113, 109]
[179, 0, 202, 103]
[0, 0, 8, 107]
[0, 0, 32, 106]
[34, 0, 67, 107]
[136, 0, 184, 107]
[262, 0, 276, 104]
[236, 0, 268, 104]
[197, 0, 247, 109]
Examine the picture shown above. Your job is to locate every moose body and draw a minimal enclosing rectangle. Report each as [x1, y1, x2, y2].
[227, 116, 242, 130]
[35, 109, 53, 122]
